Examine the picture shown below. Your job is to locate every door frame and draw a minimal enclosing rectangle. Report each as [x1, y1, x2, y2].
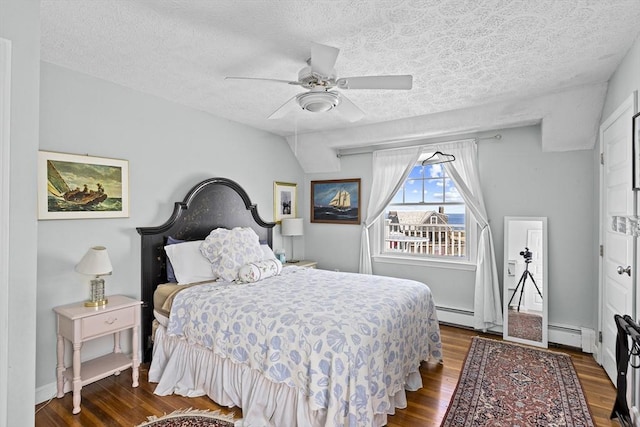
[0, 37, 11, 427]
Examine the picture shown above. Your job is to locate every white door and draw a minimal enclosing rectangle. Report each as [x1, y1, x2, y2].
[599, 93, 636, 385]
[524, 229, 543, 312]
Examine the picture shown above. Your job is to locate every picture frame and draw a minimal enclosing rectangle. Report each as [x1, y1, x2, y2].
[633, 112, 640, 190]
[273, 181, 297, 223]
[37, 151, 130, 220]
[311, 178, 361, 224]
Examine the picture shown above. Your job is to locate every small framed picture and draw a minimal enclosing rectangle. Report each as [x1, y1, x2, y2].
[633, 112, 640, 190]
[311, 178, 361, 224]
[37, 151, 129, 220]
[273, 181, 297, 223]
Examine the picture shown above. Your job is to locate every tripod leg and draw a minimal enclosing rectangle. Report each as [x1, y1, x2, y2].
[526, 271, 543, 299]
[508, 271, 527, 311]
[516, 274, 527, 312]
[507, 282, 520, 307]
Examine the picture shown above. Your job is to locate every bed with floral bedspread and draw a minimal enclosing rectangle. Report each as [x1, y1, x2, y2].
[150, 266, 441, 427]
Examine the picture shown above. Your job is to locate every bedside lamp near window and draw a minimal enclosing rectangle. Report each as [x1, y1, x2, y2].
[281, 218, 304, 263]
[75, 246, 112, 307]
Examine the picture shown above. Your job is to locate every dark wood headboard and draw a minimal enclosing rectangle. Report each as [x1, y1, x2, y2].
[136, 177, 275, 362]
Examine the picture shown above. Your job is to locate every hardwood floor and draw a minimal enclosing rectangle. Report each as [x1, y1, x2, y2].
[35, 324, 617, 426]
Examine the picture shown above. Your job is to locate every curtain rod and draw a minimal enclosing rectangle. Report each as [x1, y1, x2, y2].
[335, 134, 502, 158]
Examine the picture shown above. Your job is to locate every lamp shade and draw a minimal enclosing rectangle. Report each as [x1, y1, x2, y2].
[75, 246, 112, 276]
[281, 218, 304, 236]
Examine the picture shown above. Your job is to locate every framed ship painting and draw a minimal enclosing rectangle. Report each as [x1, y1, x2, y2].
[37, 151, 129, 220]
[311, 178, 361, 224]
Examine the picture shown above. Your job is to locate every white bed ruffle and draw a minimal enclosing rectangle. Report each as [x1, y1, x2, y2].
[149, 325, 423, 427]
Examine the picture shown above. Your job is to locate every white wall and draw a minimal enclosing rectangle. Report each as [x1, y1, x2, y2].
[480, 126, 596, 329]
[36, 62, 304, 398]
[602, 35, 640, 120]
[0, 1, 40, 426]
[306, 125, 597, 333]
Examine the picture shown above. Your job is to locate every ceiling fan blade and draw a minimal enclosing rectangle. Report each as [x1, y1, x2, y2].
[267, 95, 300, 120]
[225, 76, 301, 86]
[336, 75, 413, 90]
[335, 93, 365, 122]
[310, 43, 340, 78]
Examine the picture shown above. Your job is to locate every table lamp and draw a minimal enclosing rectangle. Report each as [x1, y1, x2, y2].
[75, 246, 112, 307]
[281, 218, 304, 263]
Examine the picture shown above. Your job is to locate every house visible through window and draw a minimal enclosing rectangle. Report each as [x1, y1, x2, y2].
[382, 158, 467, 258]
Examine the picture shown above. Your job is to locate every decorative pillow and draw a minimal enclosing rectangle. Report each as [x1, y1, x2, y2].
[237, 259, 283, 283]
[165, 236, 185, 282]
[164, 240, 217, 284]
[260, 244, 276, 260]
[200, 227, 264, 282]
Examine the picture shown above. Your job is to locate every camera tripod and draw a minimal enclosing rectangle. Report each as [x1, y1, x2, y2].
[507, 261, 543, 312]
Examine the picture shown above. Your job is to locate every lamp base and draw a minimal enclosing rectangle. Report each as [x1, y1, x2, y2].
[86, 277, 107, 307]
[85, 298, 108, 307]
[84, 298, 109, 307]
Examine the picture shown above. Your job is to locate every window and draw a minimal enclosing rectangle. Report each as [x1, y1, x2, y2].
[381, 158, 467, 259]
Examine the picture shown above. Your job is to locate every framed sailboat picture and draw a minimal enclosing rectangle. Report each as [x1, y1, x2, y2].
[311, 178, 361, 224]
[37, 151, 129, 220]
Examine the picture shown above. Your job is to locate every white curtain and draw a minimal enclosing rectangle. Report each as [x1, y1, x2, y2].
[358, 146, 422, 274]
[436, 140, 503, 330]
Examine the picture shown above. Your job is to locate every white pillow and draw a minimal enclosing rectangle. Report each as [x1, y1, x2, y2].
[200, 227, 264, 282]
[260, 244, 276, 260]
[164, 240, 217, 284]
[237, 259, 283, 283]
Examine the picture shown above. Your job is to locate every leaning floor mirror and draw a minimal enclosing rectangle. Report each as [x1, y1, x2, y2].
[503, 216, 548, 348]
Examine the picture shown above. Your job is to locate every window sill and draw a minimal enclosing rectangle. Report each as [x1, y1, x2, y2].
[372, 253, 477, 271]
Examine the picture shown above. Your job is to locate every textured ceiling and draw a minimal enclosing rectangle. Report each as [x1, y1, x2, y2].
[40, 0, 640, 140]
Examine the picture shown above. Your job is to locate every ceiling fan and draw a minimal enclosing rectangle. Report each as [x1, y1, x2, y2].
[225, 43, 413, 122]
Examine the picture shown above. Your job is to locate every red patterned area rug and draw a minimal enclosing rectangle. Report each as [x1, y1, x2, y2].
[508, 309, 543, 342]
[441, 337, 594, 427]
[135, 408, 237, 427]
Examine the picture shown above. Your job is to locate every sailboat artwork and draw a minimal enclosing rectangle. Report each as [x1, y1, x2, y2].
[47, 160, 108, 206]
[311, 178, 361, 224]
[38, 151, 129, 219]
[328, 188, 351, 211]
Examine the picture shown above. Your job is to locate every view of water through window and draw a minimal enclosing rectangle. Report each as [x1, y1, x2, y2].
[383, 162, 467, 257]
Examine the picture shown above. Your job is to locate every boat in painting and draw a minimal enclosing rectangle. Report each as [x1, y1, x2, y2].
[328, 189, 351, 211]
[47, 160, 108, 206]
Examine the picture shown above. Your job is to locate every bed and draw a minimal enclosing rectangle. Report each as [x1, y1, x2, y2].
[136, 177, 442, 427]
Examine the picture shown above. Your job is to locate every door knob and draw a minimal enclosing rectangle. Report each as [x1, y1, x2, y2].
[617, 265, 631, 276]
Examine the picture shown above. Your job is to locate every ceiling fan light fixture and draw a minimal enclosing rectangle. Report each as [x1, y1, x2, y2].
[296, 91, 341, 113]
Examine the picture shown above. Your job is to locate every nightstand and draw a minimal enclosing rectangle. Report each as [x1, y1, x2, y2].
[284, 260, 317, 268]
[53, 295, 142, 414]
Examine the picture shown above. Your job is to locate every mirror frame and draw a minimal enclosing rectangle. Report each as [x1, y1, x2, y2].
[503, 216, 548, 348]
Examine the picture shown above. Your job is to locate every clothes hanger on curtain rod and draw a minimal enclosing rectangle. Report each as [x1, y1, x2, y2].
[421, 151, 455, 166]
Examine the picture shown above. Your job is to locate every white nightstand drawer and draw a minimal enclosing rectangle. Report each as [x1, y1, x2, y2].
[81, 307, 134, 339]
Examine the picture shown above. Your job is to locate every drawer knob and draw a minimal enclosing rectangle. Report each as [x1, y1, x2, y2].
[105, 317, 117, 325]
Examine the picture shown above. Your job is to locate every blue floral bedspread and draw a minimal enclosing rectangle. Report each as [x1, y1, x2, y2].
[167, 266, 442, 426]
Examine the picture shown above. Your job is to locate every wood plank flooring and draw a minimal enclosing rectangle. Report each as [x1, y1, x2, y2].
[35, 324, 618, 426]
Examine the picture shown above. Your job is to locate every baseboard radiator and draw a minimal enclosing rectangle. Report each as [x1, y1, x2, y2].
[436, 305, 587, 350]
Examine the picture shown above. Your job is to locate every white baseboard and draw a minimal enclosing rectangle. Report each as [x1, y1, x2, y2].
[35, 382, 58, 405]
[436, 306, 586, 350]
[436, 306, 476, 328]
[548, 323, 584, 349]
